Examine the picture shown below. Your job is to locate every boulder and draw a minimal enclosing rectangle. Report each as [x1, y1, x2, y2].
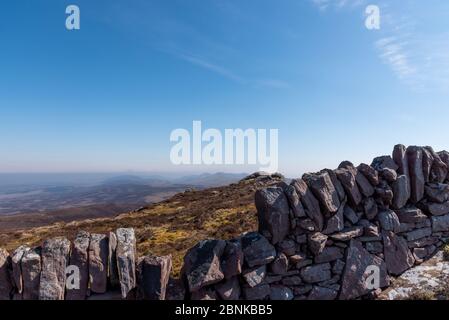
[241, 232, 276, 268]
[329, 226, 364, 242]
[270, 285, 294, 300]
[425, 147, 447, 183]
[396, 207, 428, 224]
[0, 248, 12, 300]
[242, 265, 266, 287]
[422, 147, 434, 183]
[108, 231, 120, 288]
[308, 233, 328, 256]
[421, 201, 449, 216]
[21, 248, 41, 300]
[356, 170, 375, 197]
[282, 276, 303, 286]
[11, 245, 29, 298]
[408, 237, 439, 248]
[137, 255, 172, 300]
[66, 231, 90, 300]
[339, 240, 388, 300]
[357, 163, 379, 186]
[332, 259, 345, 275]
[166, 278, 186, 301]
[431, 214, 449, 232]
[393, 144, 410, 178]
[363, 197, 378, 220]
[335, 167, 362, 207]
[364, 223, 380, 237]
[344, 206, 361, 224]
[303, 171, 340, 213]
[339, 161, 355, 170]
[284, 185, 306, 218]
[380, 168, 398, 183]
[221, 239, 243, 279]
[377, 210, 400, 233]
[269, 254, 288, 275]
[365, 242, 383, 254]
[391, 175, 411, 209]
[291, 179, 323, 231]
[425, 183, 449, 203]
[116, 228, 137, 299]
[374, 182, 394, 208]
[404, 228, 432, 242]
[322, 201, 345, 234]
[438, 151, 449, 181]
[308, 286, 338, 300]
[300, 263, 331, 283]
[243, 283, 270, 300]
[39, 237, 71, 300]
[371, 155, 399, 172]
[183, 239, 226, 293]
[321, 169, 346, 201]
[215, 276, 240, 300]
[277, 239, 296, 256]
[382, 231, 415, 276]
[89, 233, 109, 294]
[314, 247, 344, 264]
[255, 187, 291, 244]
[407, 146, 425, 203]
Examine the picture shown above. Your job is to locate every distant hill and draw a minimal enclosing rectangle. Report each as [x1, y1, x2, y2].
[0, 174, 282, 276]
[101, 175, 173, 187]
[173, 172, 248, 187]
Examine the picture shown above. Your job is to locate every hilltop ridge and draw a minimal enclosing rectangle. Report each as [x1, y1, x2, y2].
[0, 172, 283, 275]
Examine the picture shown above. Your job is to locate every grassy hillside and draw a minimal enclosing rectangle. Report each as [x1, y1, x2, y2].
[0, 176, 281, 276]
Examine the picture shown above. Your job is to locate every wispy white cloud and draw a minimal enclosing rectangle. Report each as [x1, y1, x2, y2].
[166, 48, 290, 89]
[375, 37, 416, 80]
[312, 0, 366, 11]
[373, 5, 449, 91]
[177, 52, 245, 83]
[311, 0, 449, 91]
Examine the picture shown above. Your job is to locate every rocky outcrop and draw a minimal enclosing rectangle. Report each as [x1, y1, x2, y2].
[66, 231, 89, 300]
[116, 228, 137, 299]
[39, 238, 71, 300]
[339, 240, 388, 300]
[88, 233, 109, 294]
[11, 245, 29, 299]
[255, 187, 290, 244]
[137, 255, 172, 300]
[21, 248, 41, 300]
[182, 239, 226, 293]
[180, 144, 449, 301]
[407, 146, 425, 203]
[108, 231, 120, 288]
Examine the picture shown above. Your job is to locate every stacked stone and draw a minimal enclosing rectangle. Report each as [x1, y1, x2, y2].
[181, 144, 449, 300]
[0, 228, 172, 300]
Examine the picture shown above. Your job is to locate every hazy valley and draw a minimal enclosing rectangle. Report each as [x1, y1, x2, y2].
[0, 172, 247, 231]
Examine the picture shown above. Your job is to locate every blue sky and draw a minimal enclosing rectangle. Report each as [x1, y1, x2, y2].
[1, 0, 449, 176]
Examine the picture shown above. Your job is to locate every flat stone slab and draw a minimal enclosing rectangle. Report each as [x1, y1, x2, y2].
[379, 250, 449, 300]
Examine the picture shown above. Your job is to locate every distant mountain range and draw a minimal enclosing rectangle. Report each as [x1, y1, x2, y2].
[0, 172, 248, 219]
[100, 172, 248, 188]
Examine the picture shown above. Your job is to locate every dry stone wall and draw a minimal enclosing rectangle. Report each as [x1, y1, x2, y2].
[181, 144, 449, 300]
[0, 228, 174, 300]
[2, 144, 449, 300]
